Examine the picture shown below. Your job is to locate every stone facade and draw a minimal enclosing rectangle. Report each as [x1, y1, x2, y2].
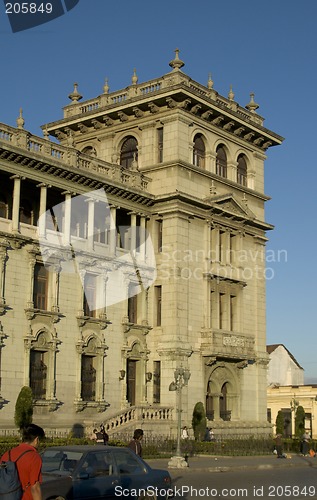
[0, 51, 283, 436]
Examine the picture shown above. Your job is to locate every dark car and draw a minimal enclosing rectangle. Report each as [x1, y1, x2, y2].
[41, 445, 172, 499]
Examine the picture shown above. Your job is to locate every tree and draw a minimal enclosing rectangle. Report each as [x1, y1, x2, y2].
[275, 410, 284, 435]
[14, 386, 33, 429]
[295, 405, 305, 438]
[192, 402, 207, 440]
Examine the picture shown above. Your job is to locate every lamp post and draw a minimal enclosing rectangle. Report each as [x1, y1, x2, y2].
[168, 366, 191, 469]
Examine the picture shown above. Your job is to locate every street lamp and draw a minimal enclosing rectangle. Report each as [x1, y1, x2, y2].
[168, 366, 191, 469]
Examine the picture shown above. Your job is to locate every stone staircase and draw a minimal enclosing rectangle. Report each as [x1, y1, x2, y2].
[103, 405, 174, 437]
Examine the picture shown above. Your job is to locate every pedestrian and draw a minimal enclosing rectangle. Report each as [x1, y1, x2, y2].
[100, 424, 109, 445]
[209, 428, 215, 441]
[127, 428, 144, 457]
[301, 431, 310, 456]
[181, 426, 189, 439]
[204, 427, 211, 442]
[274, 433, 285, 458]
[93, 427, 104, 445]
[0, 423, 45, 499]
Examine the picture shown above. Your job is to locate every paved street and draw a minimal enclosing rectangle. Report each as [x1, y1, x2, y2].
[147, 455, 317, 499]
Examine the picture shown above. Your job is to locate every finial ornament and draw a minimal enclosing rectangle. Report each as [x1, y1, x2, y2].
[43, 126, 50, 140]
[103, 78, 109, 94]
[169, 48, 185, 71]
[68, 83, 83, 102]
[16, 108, 25, 129]
[246, 92, 259, 113]
[132, 68, 138, 85]
[228, 85, 235, 101]
[207, 73, 214, 89]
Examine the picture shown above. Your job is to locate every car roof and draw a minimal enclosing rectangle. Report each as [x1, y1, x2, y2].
[43, 445, 127, 452]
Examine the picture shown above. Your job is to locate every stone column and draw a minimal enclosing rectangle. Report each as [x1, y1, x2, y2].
[62, 191, 72, 245]
[213, 227, 220, 262]
[87, 198, 96, 252]
[212, 393, 221, 420]
[140, 353, 147, 404]
[207, 151, 217, 174]
[139, 215, 146, 260]
[0, 243, 8, 309]
[11, 175, 22, 233]
[26, 248, 37, 308]
[52, 263, 61, 313]
[228, 161, 238, 183]
[37, 183, 48, 239]
[130, 212, 137, 254]
[223, 231, 230, 265]
[109, 206, 117, 256]
[77, 267, 86, 316]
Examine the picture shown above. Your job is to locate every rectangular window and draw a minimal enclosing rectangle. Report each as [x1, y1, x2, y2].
[210, 290, 214, 328]
[33, 263, 48, 310]
[219, 292, 225, 330]
[219, 230, 225, 263]
[30, 350, 47, 399]
[157, 220, 163, 253]
[157, 127, 163, 163]
[83, 273, 97, 318]
[153, 361, 161, 403]
[154, 285, 162, 326]
[229, 295, 237, 331]
[81, 355, 96, 401]
[128, 284, 138, 324]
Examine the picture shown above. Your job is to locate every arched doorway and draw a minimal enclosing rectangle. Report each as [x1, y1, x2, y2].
[206, 364, 239, 421]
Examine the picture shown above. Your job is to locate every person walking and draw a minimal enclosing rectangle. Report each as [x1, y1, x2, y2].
[93, 427, 105, 445]
[127, 428, 144, 457]
[302, 431, 310, 456]
[100, 424, 109, 445]
[274, 433, 285, 458]
[1, 423, 45, 500]
[181, 426, 189, 439]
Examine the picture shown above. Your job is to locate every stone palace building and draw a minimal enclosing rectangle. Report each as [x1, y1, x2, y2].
[0, 50, 283, 436]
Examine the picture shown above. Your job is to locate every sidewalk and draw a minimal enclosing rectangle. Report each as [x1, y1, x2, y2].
[147, 454, 317, 473]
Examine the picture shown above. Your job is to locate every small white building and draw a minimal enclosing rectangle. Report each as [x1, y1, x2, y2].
[267, 344, 304, 386]
[267, 344, 317, 438]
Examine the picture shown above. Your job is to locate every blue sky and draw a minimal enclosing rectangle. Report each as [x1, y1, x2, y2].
[1, 1, 316, 380]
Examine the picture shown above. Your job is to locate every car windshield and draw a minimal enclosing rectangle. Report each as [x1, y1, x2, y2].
[42, 450, 83, 473]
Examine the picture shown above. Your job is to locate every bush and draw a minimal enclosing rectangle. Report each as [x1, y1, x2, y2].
[295, 406, 305, 438]
[275, 410, 284, 435]
[14, 386, 33, 430]
[192, 402, 207, 441]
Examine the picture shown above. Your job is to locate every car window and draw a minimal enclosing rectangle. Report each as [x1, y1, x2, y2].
[78, 451, 115, 477]
[42, 450, 83, 473]
[113, 449, 145, 475]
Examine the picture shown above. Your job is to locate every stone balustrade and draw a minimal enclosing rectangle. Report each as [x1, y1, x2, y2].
[103, 405, 174, 434]
[61, 72, 263, 127]
[0, 122, 150, 192]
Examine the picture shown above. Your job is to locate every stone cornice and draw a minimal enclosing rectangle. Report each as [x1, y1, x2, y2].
[43, 76, 283, 151]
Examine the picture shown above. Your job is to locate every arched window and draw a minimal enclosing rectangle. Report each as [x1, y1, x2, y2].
[120, 136, 138, 169]
[216, 146, 227, 178]
[81, 337, 98, 401]
[30, 349, 47, 399]
[193, 134, 205, 168]
[82, 146, 97, 157]
[237, 154, 247, 186]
